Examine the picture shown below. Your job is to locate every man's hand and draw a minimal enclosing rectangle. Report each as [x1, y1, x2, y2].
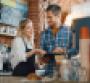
[53, 47, 65, 54]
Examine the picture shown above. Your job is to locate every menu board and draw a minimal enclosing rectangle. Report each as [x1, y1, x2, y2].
[0, 0, 28, 26]
[0, 5, 28, 26]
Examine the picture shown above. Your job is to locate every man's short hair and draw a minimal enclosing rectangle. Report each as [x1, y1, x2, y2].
[46, 4, 61, 16]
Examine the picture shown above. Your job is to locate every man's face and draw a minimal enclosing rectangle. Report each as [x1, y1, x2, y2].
[46, 11, 60, 28]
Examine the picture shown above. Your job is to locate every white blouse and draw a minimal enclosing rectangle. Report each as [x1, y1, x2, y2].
[10, 37, 33, 69]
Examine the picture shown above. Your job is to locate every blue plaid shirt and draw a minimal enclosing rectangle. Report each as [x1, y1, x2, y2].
[40, 26, 77, 76]
[40, 26, 76, 57]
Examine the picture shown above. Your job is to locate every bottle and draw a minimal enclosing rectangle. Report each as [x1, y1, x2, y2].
[70, 58, 80, 80]
[60, 59, 71, 81]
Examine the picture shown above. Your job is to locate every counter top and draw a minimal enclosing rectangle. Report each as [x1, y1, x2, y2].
[0, 76, 87, 83]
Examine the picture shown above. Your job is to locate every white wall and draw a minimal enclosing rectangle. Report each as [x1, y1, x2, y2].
[64, 1, 90, 26]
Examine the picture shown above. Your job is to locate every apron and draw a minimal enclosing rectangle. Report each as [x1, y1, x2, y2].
[12, 39, 35, 77]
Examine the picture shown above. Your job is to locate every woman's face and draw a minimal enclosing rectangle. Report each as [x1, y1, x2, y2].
[23, 23, 33, 38]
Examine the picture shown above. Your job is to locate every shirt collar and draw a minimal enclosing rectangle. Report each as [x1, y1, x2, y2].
[47, 26, 64, 32]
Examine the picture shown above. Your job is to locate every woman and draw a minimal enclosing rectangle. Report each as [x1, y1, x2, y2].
[11, 19, 46, 76]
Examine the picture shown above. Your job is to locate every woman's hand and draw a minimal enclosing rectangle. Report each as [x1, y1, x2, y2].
[27, 49, 47, 57]
[26, 49, 37, 57]
[33, 49, 47, 56]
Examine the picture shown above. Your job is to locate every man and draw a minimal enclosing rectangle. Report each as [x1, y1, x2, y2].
[39, 4, 77, 77]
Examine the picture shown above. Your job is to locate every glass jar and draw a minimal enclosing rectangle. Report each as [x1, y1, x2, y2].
[60, 59, 71, 81]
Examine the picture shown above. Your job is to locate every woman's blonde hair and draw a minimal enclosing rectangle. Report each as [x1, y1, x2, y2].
[17, 19, 34, 47]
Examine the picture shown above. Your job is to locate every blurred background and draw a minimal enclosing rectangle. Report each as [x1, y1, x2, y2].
[0, 0, 90, 81]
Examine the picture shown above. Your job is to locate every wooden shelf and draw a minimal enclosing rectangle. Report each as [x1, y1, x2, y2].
[0, 33, 15, 38]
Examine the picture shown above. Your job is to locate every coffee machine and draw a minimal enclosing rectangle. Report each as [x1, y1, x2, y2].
[72, 17, 90, 80]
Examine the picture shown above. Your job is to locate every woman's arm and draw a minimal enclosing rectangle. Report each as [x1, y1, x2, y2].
[11, 37, 27, 68]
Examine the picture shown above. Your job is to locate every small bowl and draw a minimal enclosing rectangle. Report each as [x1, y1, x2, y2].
[35, 70, 45, 76]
